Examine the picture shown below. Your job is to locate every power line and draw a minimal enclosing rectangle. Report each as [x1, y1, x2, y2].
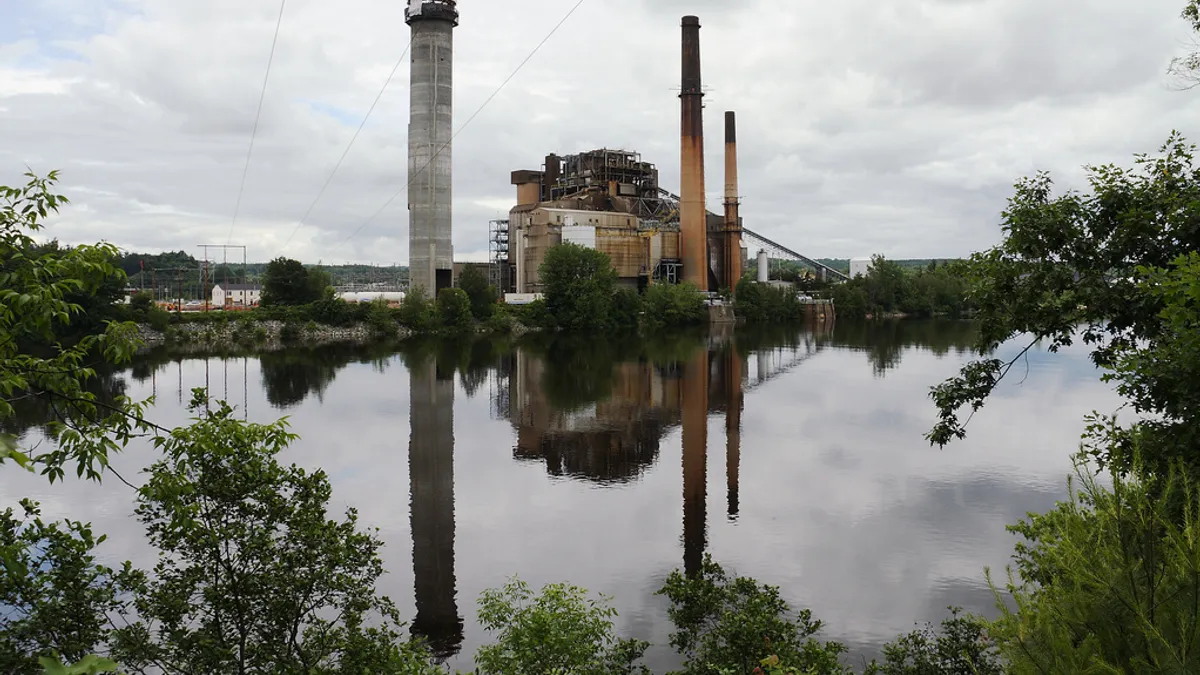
[280, 36, 416, 251]
[329, 0, 588, 255]
[228, 0, 288, 245]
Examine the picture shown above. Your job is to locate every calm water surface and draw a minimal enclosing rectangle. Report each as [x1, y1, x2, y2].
[2, 321, 1123, 670]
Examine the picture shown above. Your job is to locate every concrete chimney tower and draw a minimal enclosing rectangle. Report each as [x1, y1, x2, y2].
[406, 0, 458, 296]
[680, 16, 708, 290]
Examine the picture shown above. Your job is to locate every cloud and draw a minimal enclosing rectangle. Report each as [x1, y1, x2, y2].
[2, 0, 1198, 263]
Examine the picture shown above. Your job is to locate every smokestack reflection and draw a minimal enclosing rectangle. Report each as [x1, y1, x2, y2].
[681, 346, 709, 576]
[725, 347, 743, 519]
[409, 358, 463, 658]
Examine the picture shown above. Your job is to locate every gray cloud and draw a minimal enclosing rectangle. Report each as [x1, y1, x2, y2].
[2, 0, 1198, 263]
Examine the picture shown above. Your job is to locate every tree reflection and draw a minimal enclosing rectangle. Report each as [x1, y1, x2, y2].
[831, 320, 979, 376]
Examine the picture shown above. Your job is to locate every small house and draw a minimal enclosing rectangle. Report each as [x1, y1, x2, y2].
[212, 283, 262, 307]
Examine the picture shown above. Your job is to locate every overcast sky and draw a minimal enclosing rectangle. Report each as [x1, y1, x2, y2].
[2, 0, 1199, 264]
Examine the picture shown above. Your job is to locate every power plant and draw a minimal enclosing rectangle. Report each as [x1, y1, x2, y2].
[491, 15, 754, 296]
[406, 0, 458, 296]
[405, 8, 841, 299]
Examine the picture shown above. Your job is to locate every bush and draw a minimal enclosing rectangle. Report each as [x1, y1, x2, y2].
[657, 555, 848, 675]
[866, 608, 1001, 675]
[475, 578, 649, 675]
[512, 299, 552, 329]
[458, 265, 496, 321]
[735, 279, 803, 324]
[437, 288, 473, 333]
[984, 449, 1200, 673]
[642, 282, 706, 330]
[398, 289, 436, 332]
[279, 321, 302, 343]
[540, 243, 619, 332]
[611, 286, 643, 333]
[365, 299, 395, 337]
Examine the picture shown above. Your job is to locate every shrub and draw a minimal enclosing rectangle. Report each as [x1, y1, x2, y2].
[458, 265, 496, 321]
[475, 578, 649, 675]
[657, 555, 848, 675]
[398, 289, 436, 332]
[279, 322, 302, 343]
[611, 286, 643, 333]
[642, 282, 706, 330]
[985, 449, 1200, 673]
[866, 608, 1001, 675]
[540, 243, 619, 332]
[735, 279, 803, 324]
[365, 298, 395, 337]
[437, 288, 473, 333]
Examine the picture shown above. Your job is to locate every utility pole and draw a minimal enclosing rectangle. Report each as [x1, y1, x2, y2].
[198, 244, 248, 310]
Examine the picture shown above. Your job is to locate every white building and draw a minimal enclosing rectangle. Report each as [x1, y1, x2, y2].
[212, 283, 262, 307]
[849, 257, 873, 278]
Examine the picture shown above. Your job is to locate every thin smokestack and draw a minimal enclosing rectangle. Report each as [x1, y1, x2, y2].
[724, 111, 742, 288]
[680, 16, 708, 290]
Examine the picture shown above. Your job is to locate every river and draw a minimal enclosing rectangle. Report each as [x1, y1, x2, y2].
[1, 320, 1124, 670]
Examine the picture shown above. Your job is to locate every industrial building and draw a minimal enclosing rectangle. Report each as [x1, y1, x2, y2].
[491, 17, 747, 296]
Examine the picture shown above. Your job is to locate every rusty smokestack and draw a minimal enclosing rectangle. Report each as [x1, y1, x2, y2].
[680, 16, 708, 290]
[723, 111, 742, 289]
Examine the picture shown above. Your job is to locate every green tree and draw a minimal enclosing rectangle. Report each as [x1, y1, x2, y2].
[657, 555, 848, 675]
[475, 578, 649, 675]
[437, 287, 473, 333]
[110, 395, 437, 675]
[261, 257, 324, 307]
[0, 501, 139, 675]
[457, 265, 496, 320]
[927, 134, 1200, 465]
[540, 243, 619, 332]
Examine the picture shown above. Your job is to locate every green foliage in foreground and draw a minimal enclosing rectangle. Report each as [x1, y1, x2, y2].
[109, 394, 438, 675]
[476, 578, 649, 675]
[658, 555, 849, 675]
[927, 133, 1200, 452]
[0, 170, 150, 482]
[987, 451, 1200, 673]
[0, 502, 138, 675]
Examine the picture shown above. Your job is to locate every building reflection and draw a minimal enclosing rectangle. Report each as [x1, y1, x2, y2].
[408, 357, 464, 659]
[501, 328, 769, 575]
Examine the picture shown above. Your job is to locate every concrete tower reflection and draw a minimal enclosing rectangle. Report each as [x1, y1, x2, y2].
[408, 357, 463, 658]
[681, 347, 710, 576]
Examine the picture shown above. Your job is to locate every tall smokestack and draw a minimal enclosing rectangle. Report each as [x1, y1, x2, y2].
[680, 16, 708, 290]
[724, 111, 742, 289]
[406, 1, 458, 296]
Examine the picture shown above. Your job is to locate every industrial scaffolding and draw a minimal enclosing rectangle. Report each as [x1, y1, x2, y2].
[489, 219, 511, 291]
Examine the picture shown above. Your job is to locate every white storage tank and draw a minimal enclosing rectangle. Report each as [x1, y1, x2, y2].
[849, 257, 873, 278]
[338, 291, 406, 304]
